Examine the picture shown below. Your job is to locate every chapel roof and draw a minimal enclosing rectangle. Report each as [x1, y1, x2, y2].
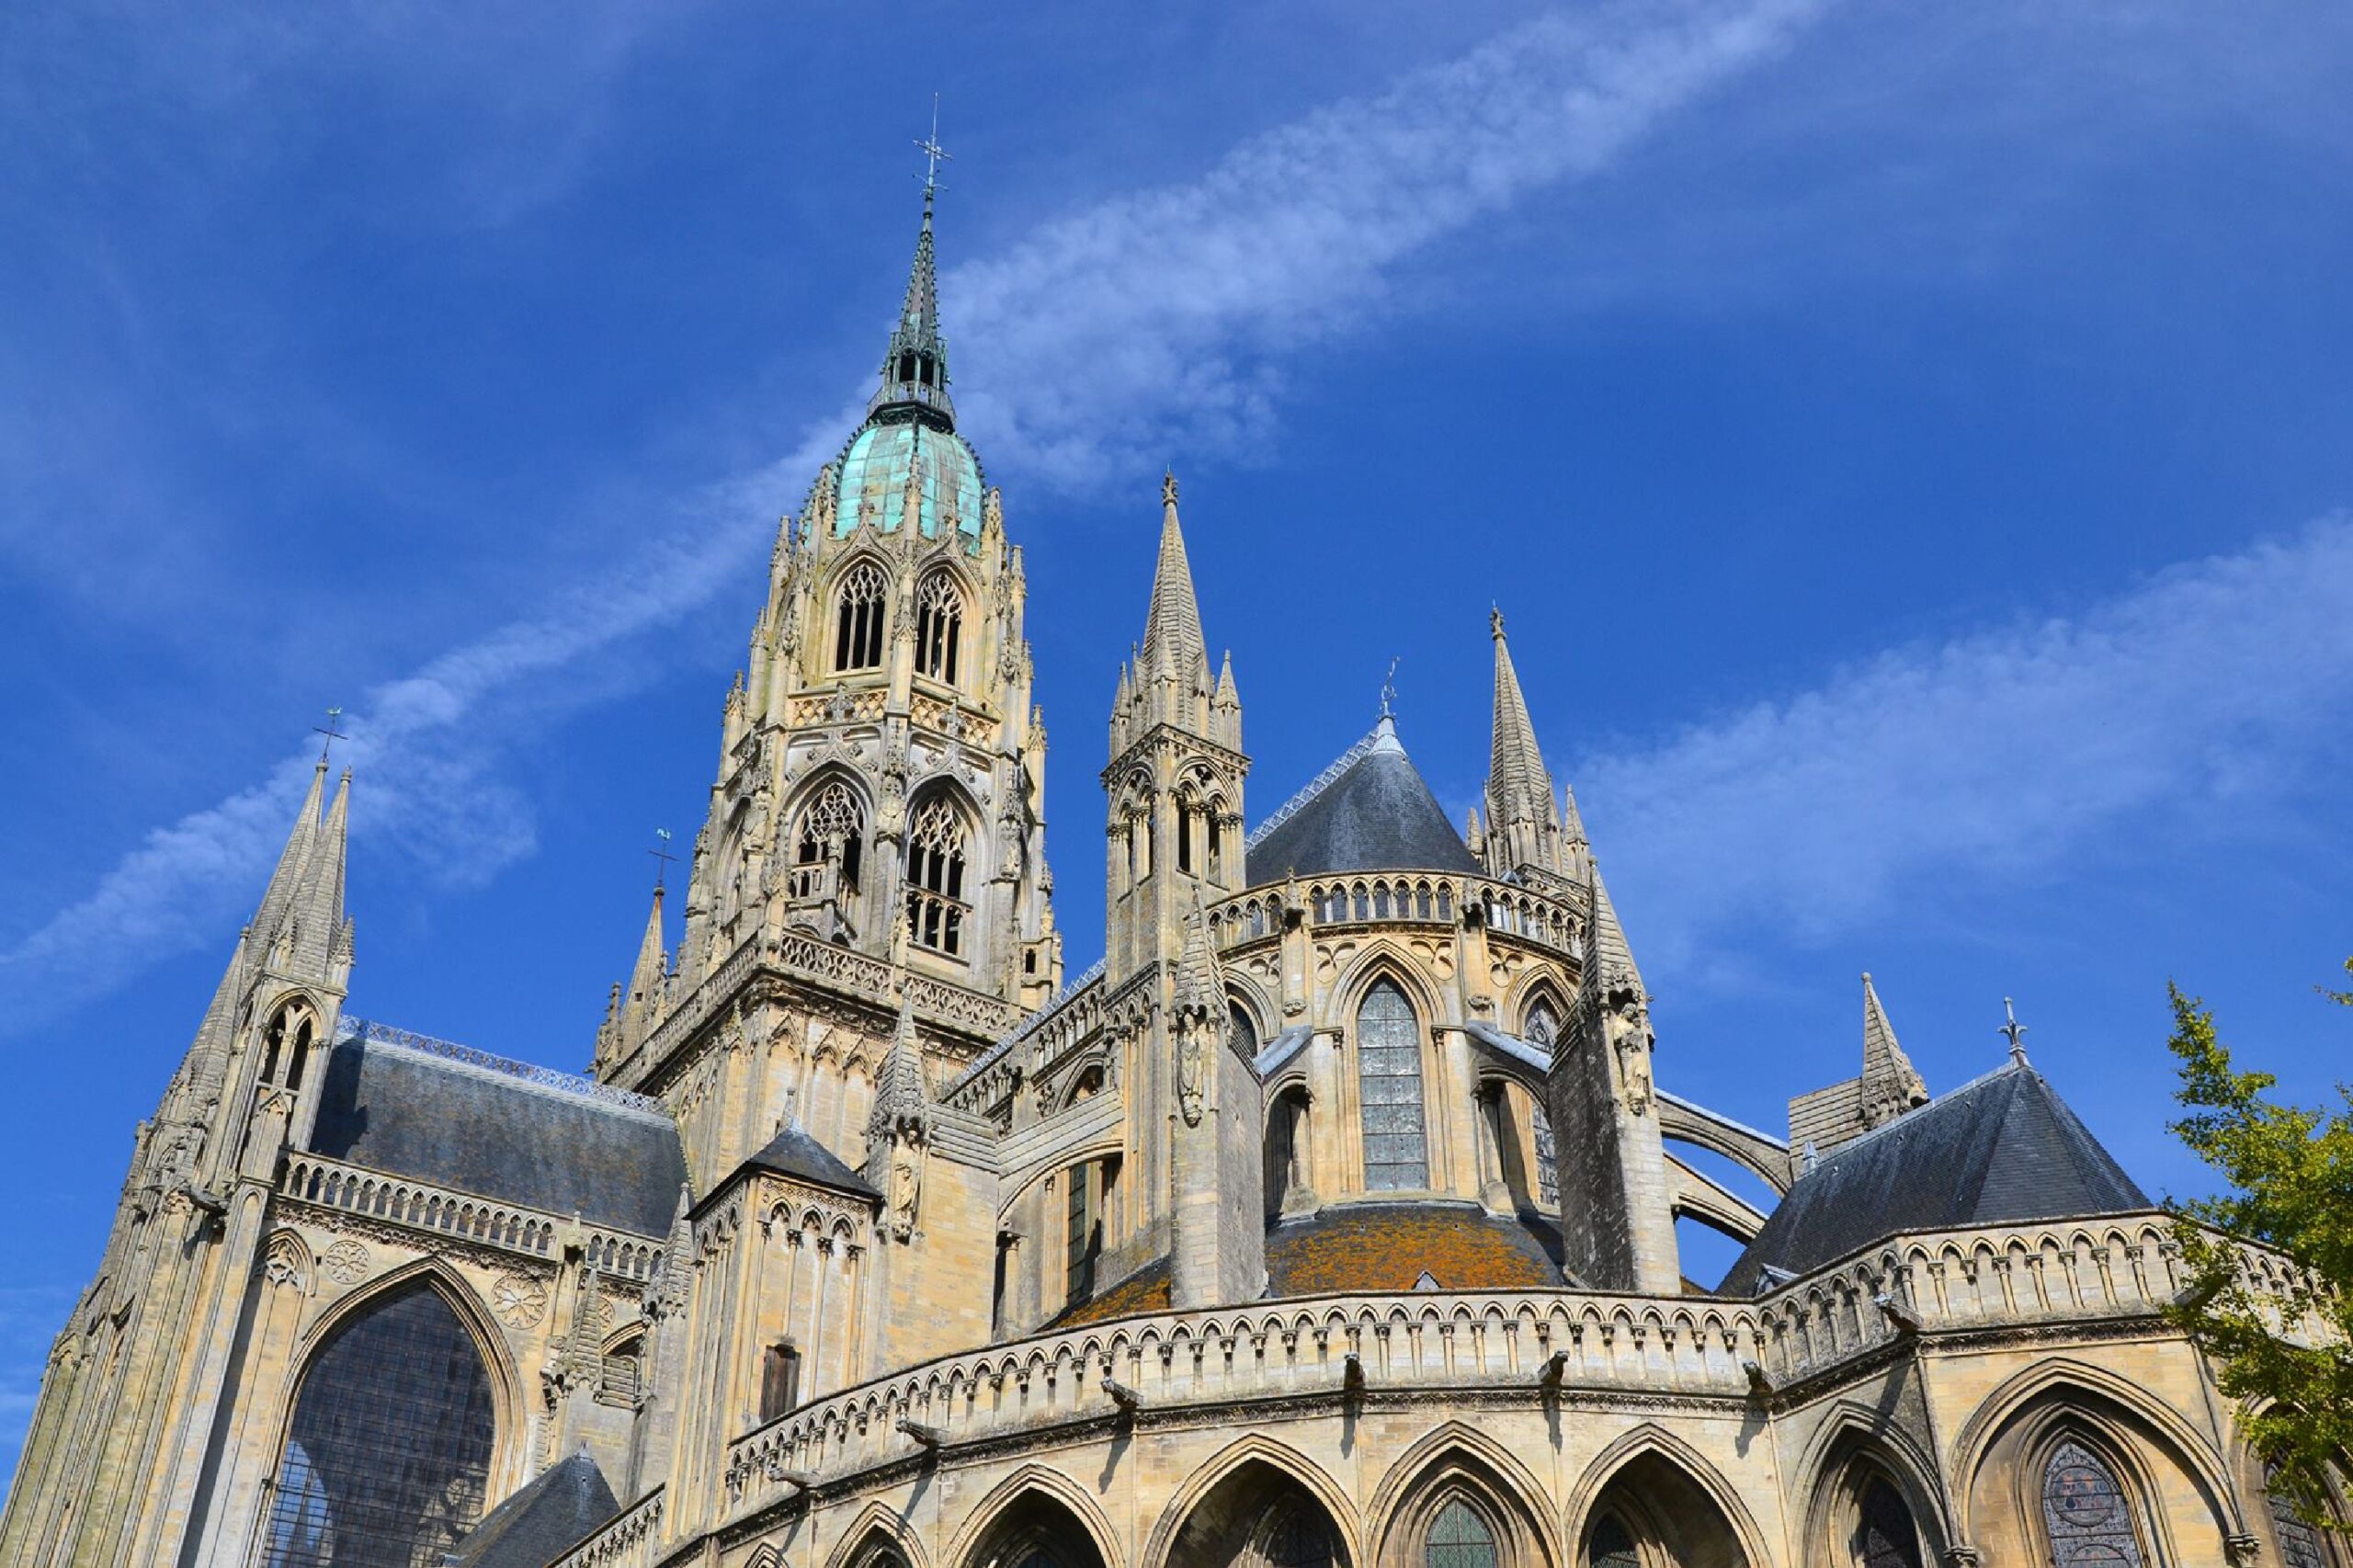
[444, 1450, 619, 1568]
[1246, 719, 1482, 882]
[307, 1025, 688, 1239]
[1720, 1060, 2148, 1294]
[741, 1122, 881, 1200]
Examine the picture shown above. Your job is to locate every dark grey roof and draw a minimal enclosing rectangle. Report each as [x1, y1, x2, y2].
[742, 1123, 880, 1199]
[308, 1035, 688, 1238]
[1248, 727, 1481, 881]
[446, 1450, 618, 1568]
[1722, 1062, 2149, 1294]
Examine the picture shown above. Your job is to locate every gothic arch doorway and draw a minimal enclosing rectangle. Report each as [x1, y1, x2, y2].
[261, 1280, 496, 1568]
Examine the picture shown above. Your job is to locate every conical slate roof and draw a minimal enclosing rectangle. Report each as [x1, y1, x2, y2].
[1722, 1062, 2148, 1293]
[444, 1451, 619, 1568]
[1246, 720, 1481, 881]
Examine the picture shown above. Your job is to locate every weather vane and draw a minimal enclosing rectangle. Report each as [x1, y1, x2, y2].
[649, 827, 677, 892]
[1380, 657, 1401, 720]
[915, 95, 950, 197]
[313, 706, 347, 765]
[2000, 996, 2029, 1066]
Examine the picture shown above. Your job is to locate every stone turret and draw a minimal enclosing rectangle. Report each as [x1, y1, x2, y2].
[1482, 608, 1585, 885]
[1788, 971, 1933, 1155]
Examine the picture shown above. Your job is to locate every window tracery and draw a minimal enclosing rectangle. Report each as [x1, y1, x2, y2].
[2040, 1437, 2145, 1567]
[1357, 980, 1428, 1190]
[915, 573, 962, 684]
[834, 562, 887, 672]
[792, 781, 866, 902]
[904, 796, 970, 958]
[261, 1284, 494, 1568]
[1426, 1501, 1497, 1568]
[2267, 1463, 2330, 1568]
[1858, 1477, 1924, 1568]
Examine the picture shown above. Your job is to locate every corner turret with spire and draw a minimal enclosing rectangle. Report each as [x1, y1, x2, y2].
[1482, 608, 1586, 887]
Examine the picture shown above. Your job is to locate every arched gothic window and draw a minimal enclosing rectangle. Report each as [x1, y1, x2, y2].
[2040, 1438, 2146, 1566]
[1427, 1501, 1497, 1568]
[262, 1284, 494, 1568]
[1858, 1477, 1925, 1568]
[1229, 1001, 1259, 1060]
[1065, 1158, 1109, 1304]
[792, 781, 865, 901]
[1357, 980, 1427, 1190]
[834, 562, 887, 672]
[2267, 1463, 2330, 1568]
[1586, 1516, 1637, 1568]
[1250, 1503, 1338, 1568]
[904, 796, 969, 958]
[915, 573, 962, 684]
[259, 999, 317, 1093]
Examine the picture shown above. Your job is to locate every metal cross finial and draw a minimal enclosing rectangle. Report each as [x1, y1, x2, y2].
[1381, 657, 1401, 720]
[914, 95, 951, 198]
[648, 827, 677, 892]
[312, 706, 348, 764]
[2000, 996, 2029, 1065]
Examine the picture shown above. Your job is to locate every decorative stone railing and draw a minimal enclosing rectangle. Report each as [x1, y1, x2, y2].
[629, 930, 1028, 1085]
[550, 1483, 663, 1568]
[1206, 874, 1585, 960]
[699, 1213, 2256, 1532]
[278, 1153, 665, 1282]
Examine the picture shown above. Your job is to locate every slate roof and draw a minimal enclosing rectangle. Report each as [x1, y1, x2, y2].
[1247, 722, 1481, 881]
[741, 1123, 880, 1199]
[1722, 1062, 2149, 1295]
[445, 1451, 619, 1568]
[307, 1032, 688, 1239]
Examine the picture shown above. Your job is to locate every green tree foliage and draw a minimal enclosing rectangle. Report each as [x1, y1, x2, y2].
[2162, 961, 2353, 1528]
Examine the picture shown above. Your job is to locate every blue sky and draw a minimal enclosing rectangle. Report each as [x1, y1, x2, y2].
[5, 0, 2352, 1465]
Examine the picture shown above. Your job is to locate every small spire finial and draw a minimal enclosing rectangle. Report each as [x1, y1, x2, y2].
[1490, 605, 1506, 640]
[2000, 996, 2029, 1065]
[648, 827, 677, 892]
[1162, 468, 1179, 509]
[1380, 656, 1400, 720]
[312, 705, 348, 766]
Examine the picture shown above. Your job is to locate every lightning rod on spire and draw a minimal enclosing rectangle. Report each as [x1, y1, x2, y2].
[312, 706, 347, 765]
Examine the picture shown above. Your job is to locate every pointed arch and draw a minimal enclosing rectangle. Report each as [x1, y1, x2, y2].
[1145, 1434, 1361, 1568]
[1790, 1403, 1952, 1568]
[1563, 1423, 1768, 1568]
[824, 1500, 934, 1568]
[1329, 941, 1449, 1029]
[915, 565, 967, 685]
[787, 767, 874, 915]
[832, 556, 892, 672]
[1368, 1421, 1561, 1568]
[259, 1262, 516, 1568]
[1349, 967, 1432, 1194]
[904, 781, 979, 960]
[947, 1463, 1120, 1568]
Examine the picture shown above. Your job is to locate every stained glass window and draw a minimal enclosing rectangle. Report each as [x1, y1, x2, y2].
[262, 1284, 494, 1568]
[1586, 1515, 1637, 1568]
[2267, 1463, 2330, 1568]
[1859, 1478, 1924, 1568]
[1427, 1501, 1497, 1568]
[1358, 981, 1427, 1190]
[2040, 1439, 2144, 1567]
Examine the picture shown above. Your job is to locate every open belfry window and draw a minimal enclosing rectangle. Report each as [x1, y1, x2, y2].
[834, 562, 887, 672]
[792, 781, 865, 900]
[904, 796, 969, 957]
[258, 998, 317, 1093]
[915, 572, 962, 683]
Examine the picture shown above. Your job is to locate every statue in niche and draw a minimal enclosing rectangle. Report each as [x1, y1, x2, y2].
[886, 1132, 924, 1242]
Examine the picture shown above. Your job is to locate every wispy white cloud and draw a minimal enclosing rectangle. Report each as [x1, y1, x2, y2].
[951, 0, 1828, 483]
[0, 0, 1827, 1032]
[1582, 517, 2353, 977]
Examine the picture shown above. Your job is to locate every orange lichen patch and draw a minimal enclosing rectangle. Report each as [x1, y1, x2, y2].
[1056, 1262, 1172, 1327]
[1267, 1204, 1563, 1297]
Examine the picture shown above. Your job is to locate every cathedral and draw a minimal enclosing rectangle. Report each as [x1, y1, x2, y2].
[2, 179, 2334, 1568]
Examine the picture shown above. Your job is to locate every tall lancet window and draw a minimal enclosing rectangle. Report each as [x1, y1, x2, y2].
[1357, 980, 1428, 1190]
[915, 573, 962, 684]
[262, 1284, 494, 1568]
[834, 562, 887, 672]
[2266, 1464, 2330, 1568]
[791, 782, 865, 902]
[2040, 1438, 2146, 1566]
[904, 796, 969, 958]
[259, 998, 318, 1093]
[1525, 1000, 1561, 1206]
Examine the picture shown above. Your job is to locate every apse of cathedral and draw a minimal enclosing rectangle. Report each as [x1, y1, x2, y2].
[3, 180, 2334, 1568]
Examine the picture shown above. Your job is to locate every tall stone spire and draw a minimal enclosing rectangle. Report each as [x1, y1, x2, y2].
[1140, 471, 1207, 680]
[867, 175, 955, 430]
[1579, 860, 1644, 1006]
[251, 760, 327, 951]
[1482, 608, 1576, 881]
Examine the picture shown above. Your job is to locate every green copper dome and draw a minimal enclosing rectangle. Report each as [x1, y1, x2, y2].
[834, 421, 985, 551]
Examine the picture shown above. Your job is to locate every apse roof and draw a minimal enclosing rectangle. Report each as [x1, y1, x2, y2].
[445, 1450, 619, 1568]
[1721, 1061, 2149, 1295]
[307, 1024, 688, 1239]
[1246, 719, 1482, 881]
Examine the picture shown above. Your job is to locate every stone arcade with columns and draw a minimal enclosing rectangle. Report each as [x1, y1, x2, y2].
[3, 185, 2340, 1568]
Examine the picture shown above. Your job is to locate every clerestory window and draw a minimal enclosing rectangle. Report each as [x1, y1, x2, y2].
[1357, 980, 1428, 1191]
